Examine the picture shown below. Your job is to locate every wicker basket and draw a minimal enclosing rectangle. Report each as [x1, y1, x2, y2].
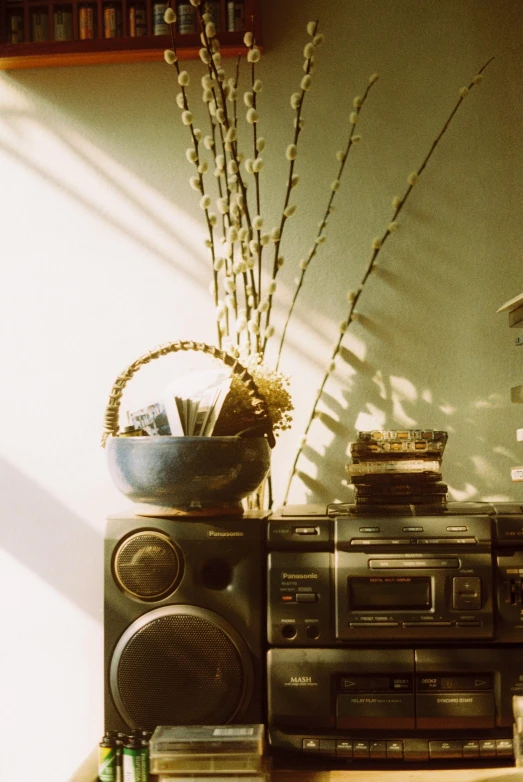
[102, 341, 274, 516]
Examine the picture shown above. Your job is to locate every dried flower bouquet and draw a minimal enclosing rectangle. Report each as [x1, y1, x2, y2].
[162, 0, 492, 502]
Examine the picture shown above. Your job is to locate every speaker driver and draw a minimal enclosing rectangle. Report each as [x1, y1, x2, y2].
[113, 531, 182, 600]
[109, 605, 253, 730]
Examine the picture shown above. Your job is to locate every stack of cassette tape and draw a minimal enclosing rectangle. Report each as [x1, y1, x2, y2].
[148, 724, 266, 781]
[347, 429, 448, 514]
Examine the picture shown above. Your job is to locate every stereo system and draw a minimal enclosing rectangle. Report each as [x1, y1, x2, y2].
[104, 502, 523, 765]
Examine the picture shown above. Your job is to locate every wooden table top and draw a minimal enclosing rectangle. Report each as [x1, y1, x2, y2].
[271, 769, 522, 781]
[70, 749, 523, 782]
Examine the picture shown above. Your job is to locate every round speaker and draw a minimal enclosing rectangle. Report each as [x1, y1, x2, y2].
[109, 605, 253, 730]
[113, 531, 182, 600]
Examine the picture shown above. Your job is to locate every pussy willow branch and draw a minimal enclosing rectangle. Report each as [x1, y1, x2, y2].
[249, 43, 263, 303]
[167, 17, 222, 348]
[282, 55, 495, 505]
[261, 22, 320, 353]
[197, 11, 255, 243]
[232, 53, 261, 353]
[199, 20, 262, 347]
[232, 53, 260, 334]
[195, 19, 260, 351]
[202, 49, 240, 305]
[274, 75, 379, 371]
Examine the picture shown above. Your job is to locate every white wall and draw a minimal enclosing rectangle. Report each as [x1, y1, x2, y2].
[0, 1, 521, 778]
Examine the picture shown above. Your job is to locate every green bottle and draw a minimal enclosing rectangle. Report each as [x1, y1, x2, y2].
[98, 735, 117, 782]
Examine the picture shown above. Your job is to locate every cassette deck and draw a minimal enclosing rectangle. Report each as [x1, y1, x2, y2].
[266, 502, 523, 763]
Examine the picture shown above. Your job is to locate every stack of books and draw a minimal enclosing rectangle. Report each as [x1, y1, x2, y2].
[497, 293, 523, 483]
[347, 429, 449, 514]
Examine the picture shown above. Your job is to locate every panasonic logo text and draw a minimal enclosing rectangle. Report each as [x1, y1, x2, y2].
[282, 573, 318, 579]
[437, 698, 474, 703]
[208, 531, 244, 537]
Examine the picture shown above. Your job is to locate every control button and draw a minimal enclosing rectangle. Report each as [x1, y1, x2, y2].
[296, 593, 316, 603]
[453, 576, 482, 610]
[294, 526, 319, 535]
[403, 526, 424, 532]
[350, 538, 409, 546]
[302, 738, 320, 752]
[319, 739, 335, 754]
[402, 621, 452, 627]
[446, 526, 468, 531]
[429, 741, 463, 759]
[462, 740, 480, 758]
[350, 622, 399, 627]
[281, 624, 297, 639]
[359, 526, 380, 533]
[417, 538, 477, 545]
[479, 739, 497, 757]
[336, 739, 353, 757]
[417, 691, 495, 729]
[496, 739, 514, 757]
[306, 624, 320, 639]
[386, 740, 403, 759]
[455, 621, 481, 627]
[352, 740, 369, 759]
[370, 740, 387, 759]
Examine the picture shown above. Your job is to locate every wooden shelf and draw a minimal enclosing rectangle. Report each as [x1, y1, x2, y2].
[0, 0, 259, 69]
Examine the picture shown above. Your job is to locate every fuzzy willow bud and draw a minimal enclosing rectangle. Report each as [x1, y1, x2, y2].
[301, 74, 312, 92]
[164, 49, 177, 65]
[303, 42, 315, 59]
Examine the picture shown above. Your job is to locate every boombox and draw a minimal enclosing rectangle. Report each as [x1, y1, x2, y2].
[104, 502, 523, 765]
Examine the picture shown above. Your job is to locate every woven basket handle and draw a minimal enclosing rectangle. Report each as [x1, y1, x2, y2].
[101, 340, 275, 448]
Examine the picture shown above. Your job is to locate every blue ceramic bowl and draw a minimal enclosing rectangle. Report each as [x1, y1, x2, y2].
[107, 435, 271, 513]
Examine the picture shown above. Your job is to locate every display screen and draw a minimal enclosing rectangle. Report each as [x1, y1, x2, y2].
[349, 576, 431, 610]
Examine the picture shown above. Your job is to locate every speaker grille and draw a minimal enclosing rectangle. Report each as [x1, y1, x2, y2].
[113, 612, 247, 729]
[114, 532, 181, 600]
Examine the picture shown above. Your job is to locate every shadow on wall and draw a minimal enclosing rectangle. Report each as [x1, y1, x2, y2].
[0, 457, 102, 622]
[295, 347, 516, 506]
[0, 84, 209, 285]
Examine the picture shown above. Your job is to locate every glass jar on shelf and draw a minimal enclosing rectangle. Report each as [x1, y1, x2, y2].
[79, 4, 97, 39]
[129, 3, 147, 36]
[31, 8, 49, 42]
[7, 7, 24, 43]
[54, 6, 73, 41]
[103, 2, 122, 38]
